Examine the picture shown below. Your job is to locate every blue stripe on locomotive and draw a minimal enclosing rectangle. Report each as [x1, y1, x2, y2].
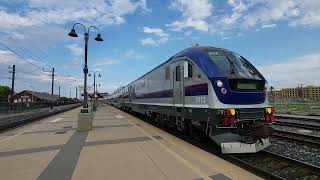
[173, 47, 266, 105]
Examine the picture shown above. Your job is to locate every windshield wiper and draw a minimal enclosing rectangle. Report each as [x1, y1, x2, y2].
[239, 56, 256, 76]
[226, 56, 237, 74]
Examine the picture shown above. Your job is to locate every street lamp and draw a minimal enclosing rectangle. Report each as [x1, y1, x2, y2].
[68, 23, 103, 112]
[88, 71, 101, 105]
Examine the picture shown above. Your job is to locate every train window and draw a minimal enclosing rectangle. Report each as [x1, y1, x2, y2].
[165, 67, 170, 80]
[188, 63, 193, 78]
[176, 66, 180, 81]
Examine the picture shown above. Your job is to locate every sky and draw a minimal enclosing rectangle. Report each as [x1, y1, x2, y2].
[0, 0, 320, 97]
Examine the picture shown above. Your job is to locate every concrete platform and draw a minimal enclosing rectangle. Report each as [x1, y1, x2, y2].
[0, 105, 262, 180]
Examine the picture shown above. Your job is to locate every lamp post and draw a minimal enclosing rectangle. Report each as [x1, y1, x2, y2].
[96, 83, 101, 94]
[88, 71, 101, 111]
[68, 23, 103, 112]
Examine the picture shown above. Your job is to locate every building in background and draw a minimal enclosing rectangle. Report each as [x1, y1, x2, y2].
[268, 86, 320, 100]
[13, 90, 59, 103]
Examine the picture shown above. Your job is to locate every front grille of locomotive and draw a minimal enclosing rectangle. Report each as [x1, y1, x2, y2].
[238, 108, 264, 121]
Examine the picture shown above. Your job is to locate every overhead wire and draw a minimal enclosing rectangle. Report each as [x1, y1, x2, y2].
[0, 31, 82, 89]
[0, 33, 55, 72]
[0, 40, 44, 70]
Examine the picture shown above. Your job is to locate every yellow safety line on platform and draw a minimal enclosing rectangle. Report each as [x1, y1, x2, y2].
[111, 108, 211, 180]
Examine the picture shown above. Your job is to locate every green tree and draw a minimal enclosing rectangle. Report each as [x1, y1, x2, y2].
[269, 86, 275, 103]
[0, 85, 12, 101]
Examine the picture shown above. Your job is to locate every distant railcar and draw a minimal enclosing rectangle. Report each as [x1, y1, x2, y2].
[106, 45, 274, 153]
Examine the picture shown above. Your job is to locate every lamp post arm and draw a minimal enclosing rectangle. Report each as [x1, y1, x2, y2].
[73, 23, 87, 33]
[88, 26, 100, 33]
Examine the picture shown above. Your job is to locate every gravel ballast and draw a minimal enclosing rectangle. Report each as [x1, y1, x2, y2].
[266, 137, 320, 167]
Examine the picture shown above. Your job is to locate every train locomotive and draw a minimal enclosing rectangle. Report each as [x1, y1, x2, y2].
[107, 45, 274, 154]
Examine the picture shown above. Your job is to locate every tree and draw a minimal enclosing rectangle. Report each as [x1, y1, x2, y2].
[0, 85, 12, 101]
[269, 86, 275, 102]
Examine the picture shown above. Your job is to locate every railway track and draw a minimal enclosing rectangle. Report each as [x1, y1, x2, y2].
[274, 120, 320, 130]
[118, 109, 320, 180]
[272, 130, 320, 146]
[0, 104, 82, 132]
[229, 150, 320, 180]
[272, 115, 320, 146]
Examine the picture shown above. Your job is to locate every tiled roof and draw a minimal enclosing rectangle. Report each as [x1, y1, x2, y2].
[16, 90, 59, 101]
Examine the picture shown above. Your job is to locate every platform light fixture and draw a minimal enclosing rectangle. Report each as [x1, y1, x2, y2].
[67, 22, 103, 111]
[68, 28, 78, 37]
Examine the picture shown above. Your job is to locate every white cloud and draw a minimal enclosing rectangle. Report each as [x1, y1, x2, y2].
[141, 27, 169, 46]
[167, 0, 213, 31]
[143, 27, 169, 37]
[257, 53, 320, 88]
[93, 58, 121, 66]
[237, 0, 320, 28]
[219, 0, 248, 27]
[140, 37, 158, 46]
[261, 23, 277, 29]
[65, 44, 83, 57]
[0, 0, 150, 94]
[208, 0, 320, 37]
[0, 0, 149, 29]
[124, 49, 143, 59]
[242, 1, 299, 28]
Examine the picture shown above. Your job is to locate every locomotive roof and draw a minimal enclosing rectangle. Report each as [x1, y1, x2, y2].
[118, 45, 231, 90]
[172, 46, 229, 58]
[123, 46, 225, 86]
[189, 46, 228, 51]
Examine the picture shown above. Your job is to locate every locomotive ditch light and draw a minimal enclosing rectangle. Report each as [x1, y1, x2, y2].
[266, 107, 271, 114]
[230, 108, 236, 116]
[223, 108, 236, 116]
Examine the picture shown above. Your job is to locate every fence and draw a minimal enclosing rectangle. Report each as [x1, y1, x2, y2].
[0, 101, 81, 114]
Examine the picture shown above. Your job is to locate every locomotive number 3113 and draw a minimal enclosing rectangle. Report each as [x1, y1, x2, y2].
[195, 96, 206, 103]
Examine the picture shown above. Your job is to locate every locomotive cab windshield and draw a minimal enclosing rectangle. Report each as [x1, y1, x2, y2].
[207, 50, 265, 91]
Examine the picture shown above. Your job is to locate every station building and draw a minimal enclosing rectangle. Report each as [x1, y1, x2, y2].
[13, 90, 59, 103]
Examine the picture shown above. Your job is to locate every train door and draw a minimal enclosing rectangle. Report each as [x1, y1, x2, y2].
[172, 61, 184, 107]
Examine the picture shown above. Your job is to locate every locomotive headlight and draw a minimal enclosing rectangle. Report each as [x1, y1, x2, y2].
[266, 107, 272, 114]
[230, 108, 236, 116]
[217, 80, 223, 87]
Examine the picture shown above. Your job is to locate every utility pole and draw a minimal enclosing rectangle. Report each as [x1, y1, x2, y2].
[51, 68, 54, 109]
[9, 65, 15, 110]
[93, 73, 96, 100]
[59, 86, 60, 98]
[43, 68, 54, 109]
[76, 86, 78, 99]
[70, 90, 71, 99]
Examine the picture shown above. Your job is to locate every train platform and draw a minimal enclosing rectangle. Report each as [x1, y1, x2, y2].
[0, 105, 261, 180]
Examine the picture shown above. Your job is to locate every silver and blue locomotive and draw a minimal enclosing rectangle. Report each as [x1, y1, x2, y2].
[107, 45, 274, 153]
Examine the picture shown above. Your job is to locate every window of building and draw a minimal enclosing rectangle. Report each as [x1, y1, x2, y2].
[176, 66, 180, 81]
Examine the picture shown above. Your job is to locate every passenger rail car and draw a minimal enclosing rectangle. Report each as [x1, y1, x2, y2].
[106, 46, 274, 153]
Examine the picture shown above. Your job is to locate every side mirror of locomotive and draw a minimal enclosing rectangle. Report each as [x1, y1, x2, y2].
[184, 61, 189, 78]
